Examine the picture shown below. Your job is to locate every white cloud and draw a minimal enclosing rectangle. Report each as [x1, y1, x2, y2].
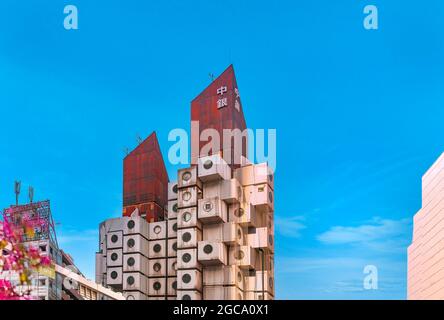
[316, 217, 411, 254]
[275, 255, 407, 299]
[275, 216, 306, 238]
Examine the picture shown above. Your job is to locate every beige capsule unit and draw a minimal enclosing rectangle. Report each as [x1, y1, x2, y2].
[255, 271, 275, 295]
[201, 223, 243, 247]
[124, 216, 150, 237]
[148, 277, 166, 297]
[178, 186, 202, 209]
[123, 253, 149, 274]
[177, 269, 202, 291]
[148, 258, 167, 277]
[123, 272, 148, 293]
[223, 222, 244, 245]
[233, 164, 255, 187]
[148, 240, 167, 259]
[244, 184, 274, 213]
[203, 265, 244, 291]
[123, 234, 149, 255]
[177, 248, 201, 270]
[220, 178, 243, 204]
[149, 221, 167, 240]
[167, 258, 178, 277]
[168, 182, 179, 201]
[202, 223, 224, 242]
[106, 249, 123, 267]
[228, 202, 258, 227]
[177, 207, 202, 230]
[202, 181, 221, 199]
[198, 196, 228, 224]
[197, 241, 227, 266]
[248, 227, 274, 253]
[106, 267, 123, 286]
[178, 166, 202, 189]
[167, 200, 179, 219]
[106, 231, 123, 249]
[253, 163, 274, 190]
[167, 219, 178, 239]
[167, 239, 178, 257]
[167, 277, 178, 296]
[228, 245, 257, 270]
[177, 228, 202, 249]
[198, 155, 231, 182]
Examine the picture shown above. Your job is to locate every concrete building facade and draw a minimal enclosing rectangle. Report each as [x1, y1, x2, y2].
[408, 152, 444, 299]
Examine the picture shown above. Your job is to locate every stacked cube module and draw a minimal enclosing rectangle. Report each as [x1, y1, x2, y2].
[96, 65, 275, 300]
[96, 155, 274, 300]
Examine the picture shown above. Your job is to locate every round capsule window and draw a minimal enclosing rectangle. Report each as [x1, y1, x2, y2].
[182, 171, 192, 182]
[203, 202, 213, 212]
[127, 238, 135, 248]
[127, 276, 135, 285]
[269, 235, 274, 246]
[111, 234, 118, 243]
[182, 295, 191, 300]
[182, 232, 192, 242]
[173, 223, 177, 232]
[203, 160, 213, 170]
[172, 281, 177, 290]
[153, 263, 162, 272]
[234, 250, 245, 260]
[111, 253, 118, 261]
[182, 273, 192, 283]
[126, 295, 135, 300]
[182, 191, 192, 201]
[153, 225, 162, 234]
[153, 244, 162, 253]
[268, 191, 273, 203]
[182, 212, 192, 222]
[234, 208, 245, 217]
[110, 271, 118, 279]
[172, 242, 177, 251]
[172, 262, 177, 270]
[127, 257, 135, 266]
[182, 253, 191, 263]
[153, 281, 161, 291]
[269, 277, 274, 289]
[172, 184, 178, 193]
[127, 220, 135, 229]
[203, 244, 213, 254]
[173, 203, 178, 213]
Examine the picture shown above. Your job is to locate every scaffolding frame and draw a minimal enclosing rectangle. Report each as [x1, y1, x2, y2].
[2, 200, 58, 248]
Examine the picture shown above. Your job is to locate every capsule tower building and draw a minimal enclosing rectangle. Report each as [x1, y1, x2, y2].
[96, 65, 275, 300]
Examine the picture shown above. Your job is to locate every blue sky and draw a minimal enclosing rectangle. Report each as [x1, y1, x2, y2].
[1, 1, 443, 299]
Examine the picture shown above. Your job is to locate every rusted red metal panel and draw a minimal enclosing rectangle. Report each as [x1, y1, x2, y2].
[122, 201, 165, 222]
[191, 65, 247, 169]
[123, 132, 168, 218]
